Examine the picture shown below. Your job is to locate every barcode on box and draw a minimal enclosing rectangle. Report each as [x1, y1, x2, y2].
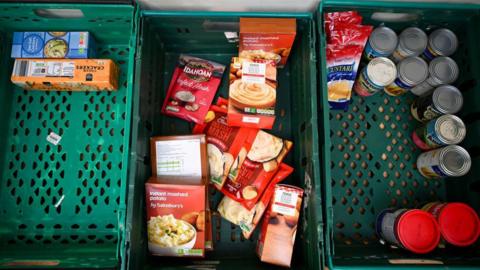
[272, 189, 298, 216]
[13, 60, 29, 77]
[242, 62, 266, 83]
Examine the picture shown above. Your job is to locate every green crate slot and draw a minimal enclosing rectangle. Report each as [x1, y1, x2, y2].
[0, 4, 135, 268]
[318, 1, 480, 269]
[126, 11, 323, 270]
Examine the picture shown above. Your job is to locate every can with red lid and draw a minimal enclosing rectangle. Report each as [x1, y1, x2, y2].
[376, 208, 441, 254]
[422, 202, 480, 247]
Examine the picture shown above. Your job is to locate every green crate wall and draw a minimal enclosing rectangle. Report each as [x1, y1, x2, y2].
[317, 1, 480, 269]
[0, 3, 136, 268]
[125, 10, 323, 270]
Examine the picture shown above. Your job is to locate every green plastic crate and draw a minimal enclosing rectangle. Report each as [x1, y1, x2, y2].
[317, 1, 480, 269]
[0, 3, 136, 268]
[125, 10, 323, 270]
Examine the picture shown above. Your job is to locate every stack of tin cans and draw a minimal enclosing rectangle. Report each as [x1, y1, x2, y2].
[354, 26, 459, 98]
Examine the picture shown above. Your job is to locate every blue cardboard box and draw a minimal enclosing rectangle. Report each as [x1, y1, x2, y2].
[11, 32, 95, 59]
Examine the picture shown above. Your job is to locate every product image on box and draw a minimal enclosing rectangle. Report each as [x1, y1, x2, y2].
[11, 59, 119, 91]
[11, 32, 95, 59]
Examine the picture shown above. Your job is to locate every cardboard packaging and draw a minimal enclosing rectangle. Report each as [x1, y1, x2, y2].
[145, 178, 206, 257]
[150, 134, 208, 185]
[11, 32, 95, 59]
[239, 18, 296, 68]
[11, 59, 119, 91]
[257, 184, 304, 267]
[227, 57, 278, 129]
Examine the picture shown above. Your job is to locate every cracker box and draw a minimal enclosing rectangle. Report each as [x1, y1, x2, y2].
[145, 178, 206, 257]
[257, 184, 303, 267]
[11, 59, 119, 91]
[11, 32, 95, 59]
[239, 18, 296, 68]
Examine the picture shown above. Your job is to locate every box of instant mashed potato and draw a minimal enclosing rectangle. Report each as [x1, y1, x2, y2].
[145, 178, 206, 257]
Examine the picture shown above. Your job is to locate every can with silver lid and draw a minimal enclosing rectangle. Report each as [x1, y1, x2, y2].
[422, 28, 458, 61]
[412, 114, 466, 150]
[384, 57, 428, 96]
[417, 145, 471, 178]
[410, 56, 459, 96]
[391, 27, 428, 63]
[354, 57, 397, 97]
[363, 26, 398, 61]
[411, 85, 463, 122]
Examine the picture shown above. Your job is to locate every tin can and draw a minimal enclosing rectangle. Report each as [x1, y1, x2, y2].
[391, 27, 428, 63]
[363, 26, 398, 61]
[384, 57, 428, 96]
[410, 56, 459, 96]
[354, 57, 397, 97]
[411, 85, 463, 122]
[422, 202, 480, 247]
[376, 208, 440, 254]
[422, 28, 458, 61]
[412, 114, 466, 150]
[417, 145, 471, 178]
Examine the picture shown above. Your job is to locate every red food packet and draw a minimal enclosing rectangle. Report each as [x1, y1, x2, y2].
[221, 130, 293, 210]
[325, 11, 362, 35]
[217, 163, 293, 239]
[328, 24, 373, 46]
[162, 55, 226, 124]
[192, 98, 256, 190]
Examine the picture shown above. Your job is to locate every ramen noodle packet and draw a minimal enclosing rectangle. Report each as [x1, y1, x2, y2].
[324, 11, 362, 36]
[145, 177, 206, 257]
[227, 57, 278, 129]
[221, 130, 293, 210]
[217, 163, 293, 239]
[11, 32, 96, 59]
[326, 14, 371, 110]
[162, 55, 226, 124]
[192, 98, 256, 190]
[239, 18, 296, 68]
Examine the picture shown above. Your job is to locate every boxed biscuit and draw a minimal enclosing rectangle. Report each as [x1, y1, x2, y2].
[239, 18, 296, 68]
[11, 59, 118, 91]
[145, 178, 206, 257]
[11, 32, 95, 59]
[257, 184, 303, 267]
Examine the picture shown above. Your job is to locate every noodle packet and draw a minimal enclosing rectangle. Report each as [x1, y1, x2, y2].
[217, 163, 293, 239]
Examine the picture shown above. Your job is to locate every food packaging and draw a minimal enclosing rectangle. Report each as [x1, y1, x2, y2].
[145, 177, 206, 257]
[239, 18, 296, 68]
[161, 55, 226, 124]
[221, 130, 292, 210]
[11, 32, 95, 59]
[217, 163, 293, 239]
[192, 98, 256, 190]
[256, 184, 303, 267]
[11, 59, 119, 91]
[227, 57, 278, 129]
[150, 134, 208, 185]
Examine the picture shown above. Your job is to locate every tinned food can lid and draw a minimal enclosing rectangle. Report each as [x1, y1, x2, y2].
[429, 28, 458, 57]
[399, 27, 428, 54]
[397, 57, 428, 85]
[367, 57, 397, 87]
[433, 85, 463, 114]
[439, 145, 471, 177]
[370, 26, 398, 55]
[396, 209, 441, 254]
[437, 203, 480, 247]
[435, 114, 466, 145]
[428, 56, 459, 84]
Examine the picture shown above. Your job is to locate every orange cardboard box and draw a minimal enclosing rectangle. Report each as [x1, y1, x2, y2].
[227, 57, 278, 129]
[239, 18, 296, 68]
[11, 59, 119, 91]
[257, 184, 303, 267]
[145, 178, 206, 257]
